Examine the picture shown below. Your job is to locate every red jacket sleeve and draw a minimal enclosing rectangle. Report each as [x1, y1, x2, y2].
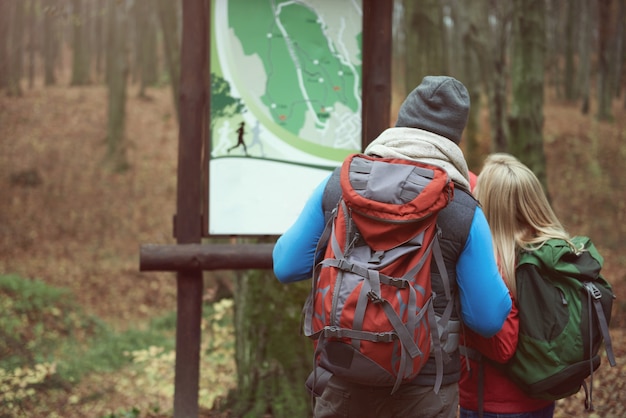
[464, 292, 519, 363]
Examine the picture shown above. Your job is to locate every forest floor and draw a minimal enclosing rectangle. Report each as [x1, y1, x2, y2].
[0, 80, 625, 417]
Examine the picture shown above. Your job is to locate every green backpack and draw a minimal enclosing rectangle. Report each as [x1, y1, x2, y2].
[503, 236, 616, 409]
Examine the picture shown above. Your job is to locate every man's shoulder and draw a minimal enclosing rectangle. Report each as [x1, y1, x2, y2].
[321, 167, 342, 217]
[438, 187, 478, 241]
[448, 186, 478, 212]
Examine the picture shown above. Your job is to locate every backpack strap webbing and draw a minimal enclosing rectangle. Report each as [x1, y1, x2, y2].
[427, 232, 449, 393]
[583, 282, 617, 411]
[301, 200, 339, 340]
[583, 282, 616, 367]
[459, 345, 485, 418]
[322, 167, 342, 223]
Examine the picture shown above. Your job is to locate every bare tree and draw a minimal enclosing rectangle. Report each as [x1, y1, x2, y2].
[612, 0, 624, 99]
[0, 0, 11, 90]
[544, 0, 564, 98]
[563, 0, 578, 101]
[26, 0, 37, 89]
[93, 0, 107, 81]
[7, 0, 25, 96]
[403, 0, 446, 94]
[465, 0, 512, 153]
[453, 0, 483, 170]
[508, 0, 548, 189]
[105, 0, 129, 172]
[133, 0, 159, 98]
[42, 1, 61, 86]
[597, 0, 616, 121]
[578, 0, 593, 113]
[70, 0, 90, 85]
[157, 0, 181, 122]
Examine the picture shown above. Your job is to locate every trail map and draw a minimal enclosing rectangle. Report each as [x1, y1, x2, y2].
[209, 0, 362, 235]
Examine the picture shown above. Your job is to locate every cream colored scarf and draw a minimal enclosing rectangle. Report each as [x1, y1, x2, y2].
[364, 127, 470, 190]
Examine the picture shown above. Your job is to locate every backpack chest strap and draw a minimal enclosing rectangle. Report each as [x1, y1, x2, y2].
[321, 258, 410, 289]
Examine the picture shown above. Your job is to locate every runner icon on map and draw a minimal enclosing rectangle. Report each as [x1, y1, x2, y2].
[227, 121, 249, 156]
[248, 120, 266, 157]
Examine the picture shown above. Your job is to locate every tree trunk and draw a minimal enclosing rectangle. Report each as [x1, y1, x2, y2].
[42, 1, 60, 86]
[509, 0, 548, 190]
[230, 267, 313, 418]
[403, 0, 445, 94]
[0, 0, 11, 90]
[611, 0, 624, 98]
[105, 0, 129, 172]
[70, 0, 90, 85]
[157, 0, 181, 122]
[27, 0, 36, 89]
[544, 0, 563, 99]
[93, 0, 106, 81]
[444, 3, 461, 77]
[597, 0, 615, 121]
[563, 0, 578, 101]
[134, 0, 159, 98]
[466, 0, 511, 153]
[392, 1, 406, 106]
[455, 0, 482, 171]
[578, 0, 593, 114]
[7, 0, 25, 96]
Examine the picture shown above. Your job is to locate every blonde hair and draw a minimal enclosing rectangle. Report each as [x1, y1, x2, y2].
[474, 153, 574, 296]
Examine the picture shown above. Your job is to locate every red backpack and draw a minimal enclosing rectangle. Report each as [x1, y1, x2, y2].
[303, 153, 454, 395]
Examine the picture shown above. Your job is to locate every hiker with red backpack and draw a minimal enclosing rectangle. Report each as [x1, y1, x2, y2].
[459, 153, 615, 418]
[273, 76, 512, 418]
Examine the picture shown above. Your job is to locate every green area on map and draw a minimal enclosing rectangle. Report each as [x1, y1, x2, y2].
[228, 0, 360, 136]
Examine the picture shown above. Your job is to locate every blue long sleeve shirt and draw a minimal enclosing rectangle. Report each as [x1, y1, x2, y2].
[273, 174, 511, 338]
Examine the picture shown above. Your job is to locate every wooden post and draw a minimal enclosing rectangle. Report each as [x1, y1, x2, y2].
[172, 0, 207, 416]
[362, 0, 393, 149]
[139, 1, 392, 416]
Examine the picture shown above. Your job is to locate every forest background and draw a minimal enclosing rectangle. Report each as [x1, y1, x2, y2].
[1, 0, 625, 417]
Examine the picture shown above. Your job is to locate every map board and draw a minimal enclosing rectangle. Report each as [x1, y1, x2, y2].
[208, 0, 363, 236]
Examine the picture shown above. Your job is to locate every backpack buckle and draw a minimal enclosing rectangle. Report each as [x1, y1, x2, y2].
[324, 326, 342, 338]
[337, 259, 352, 272]
[367, 291, 383, 304]
[375, 332, 396, 342]
[388, 278, 408, 289]
[584, 283, 602, 300]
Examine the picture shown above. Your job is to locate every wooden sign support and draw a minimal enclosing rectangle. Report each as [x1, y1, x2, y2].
[139, 1, 392, 416]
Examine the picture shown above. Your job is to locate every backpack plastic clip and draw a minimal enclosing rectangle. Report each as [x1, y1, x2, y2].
[367, 290, 383, 304]
[388, 278, 409, 289]
[336, 259, 353, 272]
[584, 283, 602, 300]
[375, 332, 396, 342]
[324, 326, 342, 338]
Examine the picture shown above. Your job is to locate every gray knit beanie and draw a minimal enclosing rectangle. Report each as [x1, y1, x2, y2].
[395, 75, 470, 144]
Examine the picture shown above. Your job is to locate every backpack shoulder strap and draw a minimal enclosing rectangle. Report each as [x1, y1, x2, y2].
[583, 281, 617, 367]
[322, 167, 341, 225]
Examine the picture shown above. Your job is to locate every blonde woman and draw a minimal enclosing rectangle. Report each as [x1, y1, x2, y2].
[458, 153, 570, 418]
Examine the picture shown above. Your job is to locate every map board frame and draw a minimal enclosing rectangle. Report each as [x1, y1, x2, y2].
[205, 0, 366, 237]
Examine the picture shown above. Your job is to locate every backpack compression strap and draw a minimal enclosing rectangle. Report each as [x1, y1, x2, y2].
[458, 345, 486, 418]
[583, 282, 617, 411]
